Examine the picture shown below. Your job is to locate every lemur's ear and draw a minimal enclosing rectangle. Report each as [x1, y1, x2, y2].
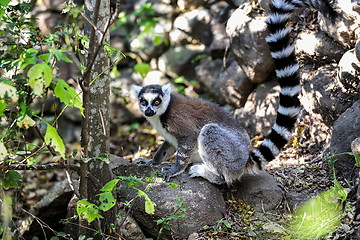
[132, 85, 142, 97]
[162, 83, 172, 95]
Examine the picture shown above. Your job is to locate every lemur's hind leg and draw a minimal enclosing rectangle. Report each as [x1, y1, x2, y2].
[189, 123, 250, 184]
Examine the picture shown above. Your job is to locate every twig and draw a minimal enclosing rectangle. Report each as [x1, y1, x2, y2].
[117, 203, 133, 230]
[99, 108, 106, 136]
[65, 168, 80, 199]
[62, 220, 124, 240]
[4, 163, 102, 189]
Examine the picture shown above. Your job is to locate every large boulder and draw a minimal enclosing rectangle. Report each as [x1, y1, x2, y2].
[158, 45, 204, 79]
[169, 7, 212, 45]
[195, 59, 253, 107]
[226, 4, 273, 83]
[338, 49, 360, 93]
[296, 31, 346, 66]
[113, 164, 226, 239]
[330, 100, 360, 180]
[318, 0, 360, 48]
[301, 65, 358, 127]
[234, 79, 279, 137]
[233, 171, 283, 211]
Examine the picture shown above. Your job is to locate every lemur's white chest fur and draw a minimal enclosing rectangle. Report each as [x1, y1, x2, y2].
[146, 116, 178, 148]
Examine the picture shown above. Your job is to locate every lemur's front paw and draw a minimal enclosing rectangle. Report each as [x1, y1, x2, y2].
[161, 165, 183, 181]
[136, 158, 155, 166]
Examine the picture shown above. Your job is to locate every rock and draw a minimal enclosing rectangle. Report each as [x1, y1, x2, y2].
[356, 39, 360, 62]
[285, 192, 311, 211]
[338, 49, 360, 93]
[330, 100, 360, 180]
[224, 0, 247, 8]
[234, 79, 279, 137]
[318, 0, 360, 48]
[233, 171, 283, 211]
[18, 180, 74, 239]
[352, 138, 360, 154]
[195, 58, 226, 105]
[296, 31, 346, 65]
[301, 65, 357, 127]
[208, 2, 232, 57]
[142, 70, 170, 86]
[111, 69, 143, 124]
[36, 12, 67, 34]
[158, 45, 205, 78]
[218, 61, 253, 107]
[226, 4, 273, 83]
[169, 7, 212, 45]
[209, 38, 230, 58]
[118, 215, 146, 240]
[177, 0, 216, 11]
[130, 18, 170, 62]
[113, 164, 226, 239]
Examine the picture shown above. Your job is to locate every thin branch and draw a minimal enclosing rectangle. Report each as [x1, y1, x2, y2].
[4, 163, 102, 189]
[82, 0, 121, 83]
[65, 168, 80, 199]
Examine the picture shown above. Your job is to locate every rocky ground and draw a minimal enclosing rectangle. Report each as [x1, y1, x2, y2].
[108, 112, 357, 239]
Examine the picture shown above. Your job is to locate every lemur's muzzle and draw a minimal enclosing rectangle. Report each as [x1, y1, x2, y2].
[145, 107, 155, 117]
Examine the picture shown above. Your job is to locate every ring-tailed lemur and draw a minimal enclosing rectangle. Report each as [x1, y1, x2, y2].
[133, 0, 337, 184]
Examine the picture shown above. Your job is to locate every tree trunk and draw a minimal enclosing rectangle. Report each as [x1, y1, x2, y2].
[81, 0, 115, 237]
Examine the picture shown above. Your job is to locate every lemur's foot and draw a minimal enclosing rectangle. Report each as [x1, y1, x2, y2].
[161, 164, 183, 182]
[136, 158, 155, 166]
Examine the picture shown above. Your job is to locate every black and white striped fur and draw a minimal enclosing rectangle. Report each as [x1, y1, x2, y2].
[249, 0, 337, 169]
[133, 0, 337, 184]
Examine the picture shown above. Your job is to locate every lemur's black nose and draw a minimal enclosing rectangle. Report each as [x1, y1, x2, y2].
[145, 108, 155, 117]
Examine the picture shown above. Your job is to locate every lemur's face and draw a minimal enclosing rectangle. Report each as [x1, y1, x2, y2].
[132, 83, 172, 118]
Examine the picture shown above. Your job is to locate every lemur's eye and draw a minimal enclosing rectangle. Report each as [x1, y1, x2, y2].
[141, 100, 147, 106]
[154, 100, 160, 106]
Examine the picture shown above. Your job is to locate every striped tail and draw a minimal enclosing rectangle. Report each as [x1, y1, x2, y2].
[249, 0, 337, 169]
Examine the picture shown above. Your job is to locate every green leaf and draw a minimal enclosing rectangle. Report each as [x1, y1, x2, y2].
[0, 99, 6, 117]
[98, 192, 116, 211]
[100, 179, 120, 192]
[54, 79, 84, 116]
[137, 189, 156, 214]
[28, 63, 53, 96]
[174, 76, 185, 84]
[0, 0, 10, 7]
[288, 193, 342, 239]
[134, 62, 150, 78]
[81, 157, 91, 163]
[0, 82, 18, 103]
[19, 48, 38, 70]
[5, 170, 21, 181]
[38, 53, 51, 63]
[154, 35, 162, 46]
[50, 48, 72, 63]
[0, 141, 8, 162]
[2, 180, 20, 189]
[76, 199, 103, 223]
[50, 237, 59, 240]
[44, 124, 65, 159]
[224, 220, 231, 229]
[96, 156, 109, 164]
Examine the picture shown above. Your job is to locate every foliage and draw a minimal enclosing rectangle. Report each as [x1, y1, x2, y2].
[110, 3, 167, 79]
[0, 0, 121, 237]
[287, 151, 358, 238]
[288, 191, 343, 239]
[156, 195, 186, 240]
